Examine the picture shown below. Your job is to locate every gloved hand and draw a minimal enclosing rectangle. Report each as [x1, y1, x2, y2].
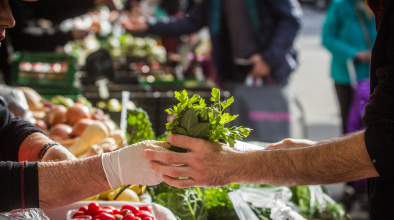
[42, 145, 77, 162]
[101, 140, 171, 189]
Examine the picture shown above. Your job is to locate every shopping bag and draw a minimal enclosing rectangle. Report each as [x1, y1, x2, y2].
[231, 83, 291, 142]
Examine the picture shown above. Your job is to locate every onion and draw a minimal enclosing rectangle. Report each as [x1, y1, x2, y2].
[47, 105, 67, 126]
[35, 119, 48, 132]
[49, 124, 72, 141]
[66, 104, 91, 126]
[70, 118, 94, 137]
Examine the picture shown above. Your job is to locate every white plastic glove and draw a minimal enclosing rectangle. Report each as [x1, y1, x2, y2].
[101, 140, 171, 189]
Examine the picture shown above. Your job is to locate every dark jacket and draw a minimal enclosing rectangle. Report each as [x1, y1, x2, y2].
[362, 0, 394, 218]
[147, 0, 302, 84]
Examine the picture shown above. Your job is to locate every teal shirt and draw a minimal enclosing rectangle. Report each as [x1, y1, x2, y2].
[322, 0, 376, 84]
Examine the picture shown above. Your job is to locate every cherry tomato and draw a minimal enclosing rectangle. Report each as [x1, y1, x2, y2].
[73, 215, 92, 219]
[97, 208, 114, 215]
[122, 213, 135, 220]
[134, 217, 141, 220]
[137, 211, 153, 217]
[88, 202, 100, 216]
[72, 211, 85, 218]
[114, 214, 123, 220]
[121, 205, 140, 215]
[142, 217, 154, 220]
[138, 206, 151, 213]
[118, 209, 132, 216]
[79, 205, 89, 214]
[103, 206, 116, 211]
[97, 213, 115, 220]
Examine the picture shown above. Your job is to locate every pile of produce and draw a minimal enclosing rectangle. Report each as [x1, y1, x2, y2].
[71, 202, 155, 220]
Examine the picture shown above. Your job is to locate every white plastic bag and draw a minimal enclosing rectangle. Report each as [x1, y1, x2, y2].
[0, 208, 50, 220]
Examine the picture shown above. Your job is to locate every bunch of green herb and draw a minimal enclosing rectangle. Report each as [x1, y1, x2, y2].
[165, 88, 251, 149]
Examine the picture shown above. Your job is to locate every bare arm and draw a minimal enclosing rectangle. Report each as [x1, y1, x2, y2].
[38, 155, 110, 209]
[144, 131, 378, 188]
[19, 132, 75, 162]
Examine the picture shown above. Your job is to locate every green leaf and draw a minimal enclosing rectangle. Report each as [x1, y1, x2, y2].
[211, 88, 220, 103]
[174, 126, 188, 135]
[221, 97, 234, 111]
[188, 123, 209, 138]
[181, 108, 199, 130]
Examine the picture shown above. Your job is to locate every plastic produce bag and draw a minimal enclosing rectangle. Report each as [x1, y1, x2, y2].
[228, 186, 306, 220]
[0, 208, 50, 220]
[0, 85, 34, 123]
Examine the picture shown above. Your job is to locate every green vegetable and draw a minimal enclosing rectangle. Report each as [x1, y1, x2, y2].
[126, 108, 155, 145]
[165, 88, 251, 148]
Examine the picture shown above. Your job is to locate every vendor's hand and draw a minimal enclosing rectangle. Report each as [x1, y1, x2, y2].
[266, 138, 316, 150]
[143, 134, 241, 188]
[121, 16, 148, 33]
[102, 140, 171, 189]
[41, 145, 77, 162]
[249, 54, 271, 77]
[354, 50, 372, 62]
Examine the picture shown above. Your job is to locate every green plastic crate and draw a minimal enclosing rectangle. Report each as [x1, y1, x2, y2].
[11, 51, 77, 88]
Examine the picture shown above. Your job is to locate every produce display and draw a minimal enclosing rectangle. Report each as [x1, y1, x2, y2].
[70, 202, 155, 220]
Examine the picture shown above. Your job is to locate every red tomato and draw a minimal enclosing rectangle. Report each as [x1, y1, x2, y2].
[97, 213, 115, 220]
[138, 206, 151, 213]
[103, 206, 116, 211]
[118, 209, 132, 216]
[137, 211, 153, 217]
[88, 202, 100, 216]
[79, 206, 89, 214]
[114, 214, 123, 220]
[122, 213, 135, 220]
[121, 205, 140, 215]
[134, 217, 141, 220]
[97, 208, 114, 215]
[73, 215, 92, 219]
[142, 217, 154, 220]
[72, 211, 85, 218]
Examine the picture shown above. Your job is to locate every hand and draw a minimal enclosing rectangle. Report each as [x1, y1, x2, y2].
[41, 145, 77, 161]
[102, 140, 171, 189]
[143, 134, 241, 188]
[249, 54, 271, 77]
[354, 50, 372, 62]
[265, 138, 316, 150]
[121, 16, 148, 33]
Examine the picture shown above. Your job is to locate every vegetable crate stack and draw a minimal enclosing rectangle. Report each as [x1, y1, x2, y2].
[10, 51, 81, 100]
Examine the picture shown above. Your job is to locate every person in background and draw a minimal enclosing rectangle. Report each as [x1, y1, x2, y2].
[0, 0, 168, 212]
[322, 0, 376, 135]
[121, 0, 302, 89]
[143, 0, 394, 218]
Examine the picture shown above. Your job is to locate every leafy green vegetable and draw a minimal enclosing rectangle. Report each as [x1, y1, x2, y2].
[126, 108, 155, 144]
[165, 88, 251, 147]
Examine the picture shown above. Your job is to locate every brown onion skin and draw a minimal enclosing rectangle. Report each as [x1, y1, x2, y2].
[49, 123, 72, 141]
[35, 119, 48, 133]
[47, 105, 67, 127]
[66, 104, 91, 126]
[70, 118, 94, 137]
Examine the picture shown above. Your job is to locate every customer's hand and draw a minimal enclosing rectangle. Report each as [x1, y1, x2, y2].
[102, 140, 171, 189]
[265, 138, 316, 150]
[121, 16, 148, 33]
[249, 54, 271, 77]
[143, 134, 241, 188]
[41, 145, 77, 161]
[354, 50, 372, 62]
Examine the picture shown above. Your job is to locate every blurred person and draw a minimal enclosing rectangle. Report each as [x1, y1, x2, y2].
[122, 0, 302, 89]
[143, 0, 394, 218]
[0, 0, 168, 212]
[322, 0, 376, 134]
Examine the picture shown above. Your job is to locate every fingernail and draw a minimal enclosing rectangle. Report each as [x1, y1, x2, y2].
[143, 150, 148, 157]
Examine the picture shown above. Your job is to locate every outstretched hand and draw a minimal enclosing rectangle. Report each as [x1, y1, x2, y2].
[143, 134, 243, 188]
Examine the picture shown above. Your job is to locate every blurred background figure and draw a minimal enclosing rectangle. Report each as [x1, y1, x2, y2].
[122, 0, 302, 90]
[322, 0, 376, 135]
[322, 0, 376, 213]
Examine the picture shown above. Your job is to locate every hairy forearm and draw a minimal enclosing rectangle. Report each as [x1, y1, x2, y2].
[19, 132, 52, 162]
[238, 131, 378, 186]
[38, 155, 110, 209]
